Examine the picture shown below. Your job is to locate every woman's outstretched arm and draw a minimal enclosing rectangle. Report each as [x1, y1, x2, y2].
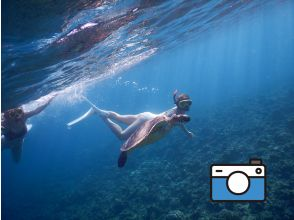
[24, 93, 56, 119]
[179, 124, 195, 138]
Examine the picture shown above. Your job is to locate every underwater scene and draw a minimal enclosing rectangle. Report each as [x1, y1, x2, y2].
[2, 0, 294, 219]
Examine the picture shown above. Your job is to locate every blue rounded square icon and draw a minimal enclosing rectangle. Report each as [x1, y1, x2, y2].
[210, 159, 266, 202]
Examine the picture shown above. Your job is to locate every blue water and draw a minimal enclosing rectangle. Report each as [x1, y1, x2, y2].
[2, 0, 294, 219]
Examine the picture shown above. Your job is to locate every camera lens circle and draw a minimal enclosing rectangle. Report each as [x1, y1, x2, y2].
[256, 168, 262, 174]
[227, 172, 249, 195]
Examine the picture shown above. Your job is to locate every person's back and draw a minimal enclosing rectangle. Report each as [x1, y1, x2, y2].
[1, 93, 56, 162]
[2, 108, 27, 141]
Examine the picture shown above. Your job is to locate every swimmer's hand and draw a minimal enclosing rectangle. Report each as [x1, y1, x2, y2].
[188, 131, 195, 138]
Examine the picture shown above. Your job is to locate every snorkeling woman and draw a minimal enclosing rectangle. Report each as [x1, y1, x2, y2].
[1, 94, 56, 162]
[67, 90, 194, 140]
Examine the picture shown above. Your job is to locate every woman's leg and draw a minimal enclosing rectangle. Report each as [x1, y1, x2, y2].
[67, 107, 139, 128]
[102, 116, 145, 140]
[107, 111, 139, 125]
[80, 96, 140, 126]
[10, 138, 24, 163]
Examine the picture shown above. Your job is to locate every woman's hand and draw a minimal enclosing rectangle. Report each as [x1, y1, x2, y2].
[188, 131, 195, 138]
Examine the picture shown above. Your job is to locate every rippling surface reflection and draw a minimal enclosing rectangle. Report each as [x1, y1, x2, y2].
[3, 0, 271, 109]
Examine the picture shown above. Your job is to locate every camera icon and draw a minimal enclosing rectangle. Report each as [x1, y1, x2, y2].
[210, 159, 266, 202]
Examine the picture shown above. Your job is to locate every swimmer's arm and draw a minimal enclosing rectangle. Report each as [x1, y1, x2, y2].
[24, 94, 56, 119]
[25, 102, 50, 119]
[179, 124, 195, 138]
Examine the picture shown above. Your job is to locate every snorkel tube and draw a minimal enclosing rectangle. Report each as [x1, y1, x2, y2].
[173, 89, 179, 104]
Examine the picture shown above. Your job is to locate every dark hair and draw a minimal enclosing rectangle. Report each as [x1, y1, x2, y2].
[177, 94, 190, 102]
[174, 93, 190, 105]
[4, 108, 24, 120]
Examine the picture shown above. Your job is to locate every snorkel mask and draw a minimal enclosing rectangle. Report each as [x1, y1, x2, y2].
[173, 90, 192, 111]
[178, 99, 192, 109]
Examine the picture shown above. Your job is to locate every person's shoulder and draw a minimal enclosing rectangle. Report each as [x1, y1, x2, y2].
[164, 107, 176, 116]
[169, 107, 177, 113]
